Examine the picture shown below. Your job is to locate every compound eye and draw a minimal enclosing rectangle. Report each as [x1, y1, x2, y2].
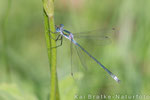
[60, 24, 64, 27]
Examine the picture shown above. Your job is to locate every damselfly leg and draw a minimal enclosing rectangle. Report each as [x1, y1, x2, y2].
[49, 30, 64, 48]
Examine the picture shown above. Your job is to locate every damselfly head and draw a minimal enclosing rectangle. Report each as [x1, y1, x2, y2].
[60, 24, 64, 28]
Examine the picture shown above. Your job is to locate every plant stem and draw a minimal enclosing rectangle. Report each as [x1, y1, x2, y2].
[42, 0, 60, 100]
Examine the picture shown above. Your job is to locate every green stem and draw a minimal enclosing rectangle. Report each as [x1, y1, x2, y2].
[42, 0, 60, 100]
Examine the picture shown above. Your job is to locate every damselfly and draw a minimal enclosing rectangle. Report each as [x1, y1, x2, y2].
[50, 24, 120, 83]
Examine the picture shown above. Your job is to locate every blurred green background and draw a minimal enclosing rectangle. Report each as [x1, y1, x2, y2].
[0, 0, 150, 100]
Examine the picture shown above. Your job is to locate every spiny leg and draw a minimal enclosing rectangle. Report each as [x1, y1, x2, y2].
[49, 30, 63, 48]
[49, 29, 58, 34]
[55, 34, 61, 41]
[49, 31, 59, 41]
[51, 35, 63, 49]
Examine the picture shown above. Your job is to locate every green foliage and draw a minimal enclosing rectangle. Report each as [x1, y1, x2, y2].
[0, 83, 37, 100]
